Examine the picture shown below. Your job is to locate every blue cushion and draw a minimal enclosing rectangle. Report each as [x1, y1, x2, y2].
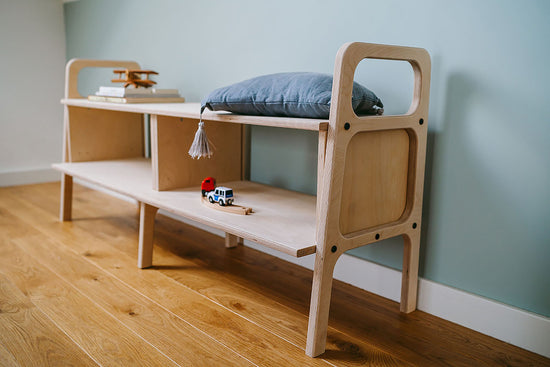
[201, 72, 383, 119]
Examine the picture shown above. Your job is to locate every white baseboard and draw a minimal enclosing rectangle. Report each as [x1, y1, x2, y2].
[417, 277, 550, 358]
[63, 182, 550, 358]
[0, 167, 60, 187]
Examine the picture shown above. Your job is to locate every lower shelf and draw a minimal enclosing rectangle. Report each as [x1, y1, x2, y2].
[53, 158, 317, 257]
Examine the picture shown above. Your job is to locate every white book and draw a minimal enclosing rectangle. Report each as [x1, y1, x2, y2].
[151, 88, 180, 95]
[97, 86, 150, 97]
[88, 95, 186, 104]
[95, 92, 181, 98]
[96, 86, 180, 98]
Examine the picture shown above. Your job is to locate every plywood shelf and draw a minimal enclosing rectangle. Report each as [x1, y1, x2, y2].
[58, 43, 431, 357]
[53, 158, 317, 257]
[62, 99, 329, 132]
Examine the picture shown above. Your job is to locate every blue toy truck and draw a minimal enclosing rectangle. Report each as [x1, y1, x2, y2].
[207, 186, 234, 206]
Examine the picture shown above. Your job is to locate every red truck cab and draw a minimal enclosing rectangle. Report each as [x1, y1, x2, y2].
[201, 177, 216, 196]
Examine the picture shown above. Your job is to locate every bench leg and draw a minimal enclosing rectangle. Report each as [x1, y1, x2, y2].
[225, 232, 243, 248]
[306, 251, 337, 357]
[60, 174, 73, 222]
[138, 202, 158, 269]
[401, 231, 420, 313]
[225, 233, 239, 248]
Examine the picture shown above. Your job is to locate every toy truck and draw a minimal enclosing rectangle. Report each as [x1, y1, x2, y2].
[207, 186, 234, 206]
[201, 177, 216, 196]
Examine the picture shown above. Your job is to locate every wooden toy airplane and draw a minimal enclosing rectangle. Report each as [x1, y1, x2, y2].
[111, 69, 158, 88]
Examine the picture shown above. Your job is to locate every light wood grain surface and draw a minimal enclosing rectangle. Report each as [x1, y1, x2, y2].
[67, 106, 144, 162]
[52, 158, 317, 257]
[152, 115, 242, 191]
[62, 99, 329, 132]
[64, 58, 141, 99]
[307, 42, 432, 356]
[0, 241, 183, 367]
[0, 272, 98, 367]
[339, 129, 410, 234]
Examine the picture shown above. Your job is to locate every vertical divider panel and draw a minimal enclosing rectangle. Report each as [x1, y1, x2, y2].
[241, 125, 250, 181]
[151, 114, 160, 190]
[151, 115, 243, 191]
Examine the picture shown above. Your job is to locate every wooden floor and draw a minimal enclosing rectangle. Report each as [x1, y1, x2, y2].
[0, 182, 548, 367]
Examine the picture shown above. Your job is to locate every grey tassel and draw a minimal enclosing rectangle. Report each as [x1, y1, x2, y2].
[188, 115, 214, 159]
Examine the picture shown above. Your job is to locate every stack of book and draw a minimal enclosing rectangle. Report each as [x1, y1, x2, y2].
[88, 86, 185, 103]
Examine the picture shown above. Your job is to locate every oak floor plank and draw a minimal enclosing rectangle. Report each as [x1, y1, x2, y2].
[0, 239, 184, 367]
[4, 184, 410, 366]
[1, 182, 549, 367]
[154, 223, 445, 365]
[0, 270, 98, 367]
[0, 341, 20, 367]
[0, 199, 254, 367]
[1, 187, 330, 366]
[151, 238, 405, 366]
[12, 233, 263, 367]
[16, 233, 336, 367]
[7, 183, 412, 364]
[53, 184, 410, 365]
[1, 188, 384, 366]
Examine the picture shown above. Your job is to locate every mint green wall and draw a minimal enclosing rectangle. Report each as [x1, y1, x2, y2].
[64, 0, 550, 317]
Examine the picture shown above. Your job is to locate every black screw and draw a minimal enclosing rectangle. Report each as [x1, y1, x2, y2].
[331, 245, 338, 253]
[375, 233, 380, 240]
[419, 118, 424, 125]
[344, 122, 351, 130]
[413, 222, 418, 229]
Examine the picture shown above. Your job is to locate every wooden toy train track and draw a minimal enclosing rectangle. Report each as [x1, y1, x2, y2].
[200, 197, 253, 215]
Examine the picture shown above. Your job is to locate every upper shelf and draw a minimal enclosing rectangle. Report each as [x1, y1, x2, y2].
[62, 99, 329, 132]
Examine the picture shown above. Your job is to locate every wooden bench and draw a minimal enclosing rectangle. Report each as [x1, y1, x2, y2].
[54, 42, 431, 357]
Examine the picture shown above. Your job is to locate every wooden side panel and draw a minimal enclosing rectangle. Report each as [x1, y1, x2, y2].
[65, 59, 140, 99]
[339, 129, 409, 235]
[153, 116, 242, 191]
[68, 106, 144, 162]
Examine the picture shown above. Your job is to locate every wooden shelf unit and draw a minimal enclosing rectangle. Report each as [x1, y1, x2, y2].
[54, 43, 431, 357]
